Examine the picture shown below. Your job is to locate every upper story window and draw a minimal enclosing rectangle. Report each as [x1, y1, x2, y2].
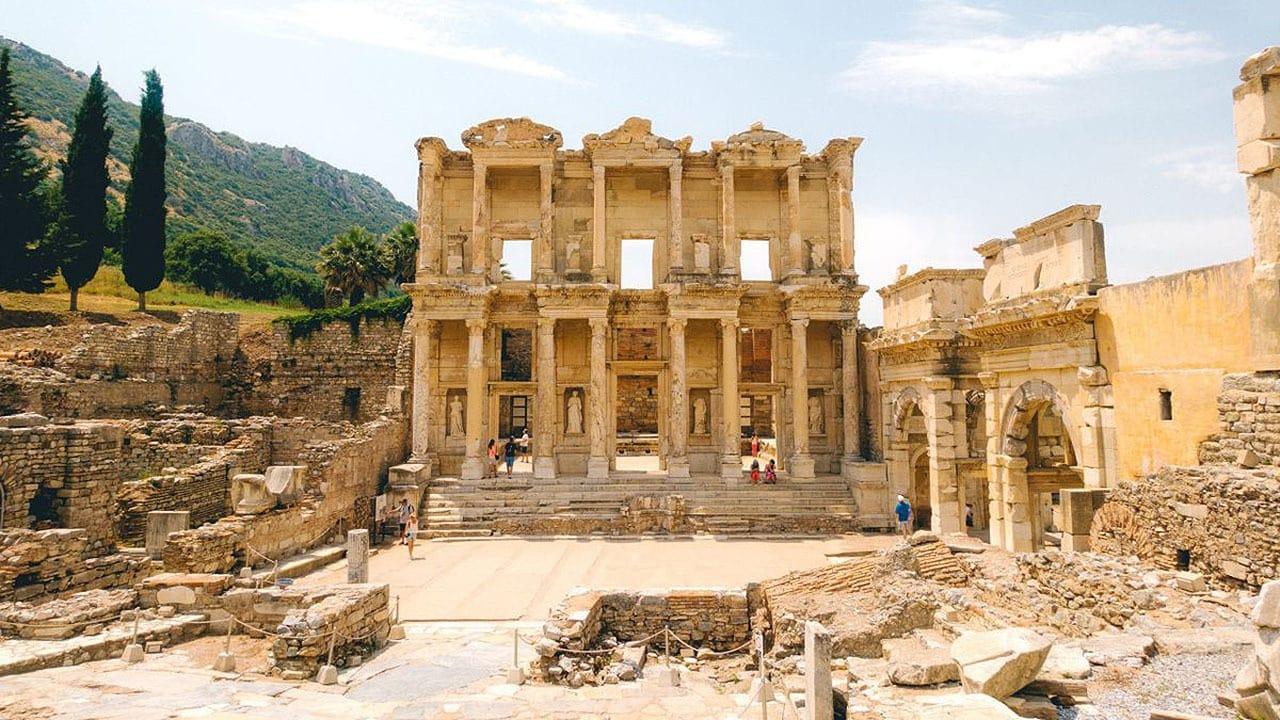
[740, 239, 771, 281]
[500, 239, 532, 281]
[620, 239, 654, 289]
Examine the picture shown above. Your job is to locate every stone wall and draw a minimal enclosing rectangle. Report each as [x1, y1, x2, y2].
[0, 529, 150, 603]
[270, 584, 391, 676]
[59, 310, 239, 383]
[1198, 372, 1280, 466]
[0, 364, 224, 419]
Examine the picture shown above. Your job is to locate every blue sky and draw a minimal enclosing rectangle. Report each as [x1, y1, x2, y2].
[3, 0, 1275, 323]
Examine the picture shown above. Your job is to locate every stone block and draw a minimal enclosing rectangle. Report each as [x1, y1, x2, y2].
[145, 511, 191, 560]
[347, 529, 370, 584]
[805, 621, 833, 720]
[1254, 581, 1280, 629]
[951, 628, 1052, 699]
[1174, 571, 1207, 594]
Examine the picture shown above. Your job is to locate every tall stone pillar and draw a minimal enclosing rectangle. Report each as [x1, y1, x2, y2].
[534, 317, 557, 479]
[667, 318, 690, 478]
[668, 162, 684, 276]
[460, 318, 487, 481]
[786, 164, 803, 279]
[923, 377, 962, 534]
[839, 321, 862, 475]
[828, 153, 855, 273]
[411, 317, 435, 462]
[1234, 47, 1280, 371]
[587, 317, 610, 479]
[720, 318, 741, 480]
[979, 372, 1004, 547]
[471, 161, 489, 280]
[720, 162, 737, 275]
[591, 164, 608, 281]
[538, 161, 555, 281]
[415, 139, 445, 275]
[789, 318, 815, 478]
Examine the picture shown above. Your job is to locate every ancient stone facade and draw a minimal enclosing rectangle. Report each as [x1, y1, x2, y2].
[406, 117, 870, 485]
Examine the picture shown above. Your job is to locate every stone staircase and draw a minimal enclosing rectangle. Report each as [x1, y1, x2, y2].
[422, 472, 860, 537]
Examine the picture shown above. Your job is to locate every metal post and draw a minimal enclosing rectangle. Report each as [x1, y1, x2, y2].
[326, 629, 337, 668]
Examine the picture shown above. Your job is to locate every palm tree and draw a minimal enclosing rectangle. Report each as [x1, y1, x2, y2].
[317, 226, 389, 305]
[382, 221, 417, 285]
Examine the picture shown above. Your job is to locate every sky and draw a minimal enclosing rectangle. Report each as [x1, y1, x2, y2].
[3, 0, 1275, 324]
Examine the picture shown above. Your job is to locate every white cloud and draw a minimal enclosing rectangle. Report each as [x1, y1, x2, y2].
[1152, 146, 1240, 195]
[843, 23, 1224, 96]
[217, 0, 569, 80]
[914, 0, 1009, 32]
[525, 0, 727, 50]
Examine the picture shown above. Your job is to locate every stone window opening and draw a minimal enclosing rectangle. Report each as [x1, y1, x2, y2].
[740, 239, 772, 281]
[1159, 389, 1173, 421]
[342, 387, 361, 421]
[500, 239, 532, 281]
[620, 239, 654, 289]
[27, 485, 59, 528]
[1176, 548, 1191, 571]
[501, 329, 533, 381]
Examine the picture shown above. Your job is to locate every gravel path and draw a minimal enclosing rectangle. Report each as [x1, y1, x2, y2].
[1072, 649, 1248, 720]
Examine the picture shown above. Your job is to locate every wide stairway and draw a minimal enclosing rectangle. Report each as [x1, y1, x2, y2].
[423, 471, 860, 537]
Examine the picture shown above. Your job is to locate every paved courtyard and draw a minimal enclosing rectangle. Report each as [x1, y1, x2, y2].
[297, 534, 895, 620]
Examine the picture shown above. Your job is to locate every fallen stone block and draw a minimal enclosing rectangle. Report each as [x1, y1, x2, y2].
[916, 692, 1020, 719]
[1038, 644, 1091, 680]
[884, 638, 958, 687]
[951, 628, 1052, 700]
[1081, 632, 1154, 668]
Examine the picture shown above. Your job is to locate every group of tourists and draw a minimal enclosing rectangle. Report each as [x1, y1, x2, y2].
[746, 433, 777, 484]
[485, 429, 531, 478]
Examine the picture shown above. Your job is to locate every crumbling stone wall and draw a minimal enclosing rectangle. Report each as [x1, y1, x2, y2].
[58, 310, 238, 383]
[1198, 372, 1280, 466]
[270, 584, 391, 676]
[0, 529, 149, 603]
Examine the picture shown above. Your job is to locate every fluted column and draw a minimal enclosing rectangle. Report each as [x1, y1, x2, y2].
[471, 161, 489, 280]
[411, 317, 434, 462]
[534, 317, 557, 479]
[839, 321, 861, 475]
[829, 157, 854, 273]
[460, 318, 487, 480]
[587, 317, 610, 479]
[668, 162, 684, 276]
[591, 164, 607, 281]
[416, 154, 442, 276]
[789, 318, 815, 478]
[538, 162, 555, 281]
[720, 318, 741, 480]
[786, 164, 803, 279]
[666, 318, 690, 478]
[720, 163, 736, 276]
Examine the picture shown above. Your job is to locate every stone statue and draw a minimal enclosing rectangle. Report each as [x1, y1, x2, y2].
[566, 390, 584, 435]
[808, 395, 824, 435]
[692, 396, 707, 435]
[693, 237, 711, 272]
[234, 465, 305, 515]
[810, 241, 828, 272]
[448, 395, 464, 437]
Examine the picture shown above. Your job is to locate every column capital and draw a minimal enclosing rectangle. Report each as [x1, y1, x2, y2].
[592, 163, 605, 178]
[787, 163, 802, 179]
[667, 317, 688, 332]
[473, 159, 488, 173]
[924, 376, 954, 392]
[791, 317, 810, 330]
[978, 371, 999, 389]
[465, 317, 487, 332]
[720, 317, 740, 331]
[840, 319, 859, 334]
[588, 316, 609, 333]
[537, 316, 556, 334]
[669, 160, 682, 177]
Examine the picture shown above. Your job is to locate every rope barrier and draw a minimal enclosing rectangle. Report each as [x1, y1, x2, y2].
[511, 625, 753, 659]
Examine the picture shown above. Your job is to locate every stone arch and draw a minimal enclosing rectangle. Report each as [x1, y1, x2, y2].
[890, 386, 924, 442]
[998, 379, 1081, 460]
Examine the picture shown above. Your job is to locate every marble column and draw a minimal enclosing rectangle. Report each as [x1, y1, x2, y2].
[789, 318, 815, 478]
[720, 163, 736, 275]
[591, 164, 607, 281]
[587, 317, 610, 479]
[538, 162, 555, 281]
[667, 318, 690, 478]
[786, 165, 803, 279]
[839, 321, 861, 476]
[460, 318, 487, 481]
[720, 318, 741, 480]
[471, 161, 489, 279]
[668, 162, 684, 276]
[829, 158, 854, 273]
[534, 317, 557, 479]
[416, 154, 442, 275]
[411, 317, 435, 462]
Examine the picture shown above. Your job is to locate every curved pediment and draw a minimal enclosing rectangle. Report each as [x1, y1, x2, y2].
[721, 122, 805, 153]
[583, 117, 692, 155]
[461, 117, 563, 150]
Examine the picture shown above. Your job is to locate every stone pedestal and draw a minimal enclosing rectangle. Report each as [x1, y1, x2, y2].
[388, 463, 428, 512]
[346, 529, 370, 584]
[213, 652, 236, 672]
[805, 621, 833, 720]
[145, 511, 190, 560]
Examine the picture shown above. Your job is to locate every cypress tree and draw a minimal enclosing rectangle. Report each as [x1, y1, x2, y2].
[122, 70, 166, 311]
[57, 66, 113, 312]
[0, 47, 53, 296]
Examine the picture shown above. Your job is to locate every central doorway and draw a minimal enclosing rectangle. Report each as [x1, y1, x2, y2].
[615, 374, 661, 473]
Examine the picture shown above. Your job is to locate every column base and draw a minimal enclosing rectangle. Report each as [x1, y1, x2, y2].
[533, 456, 557, 480]
[460, 457, 484, 481]
[667, 458, 691, 478]
[930, 504, 963, 535]
[587, 457, 610, 480]
[720, 456, 743, 482]
[840, 454, 862, 481]
[789, 455, 815, 479]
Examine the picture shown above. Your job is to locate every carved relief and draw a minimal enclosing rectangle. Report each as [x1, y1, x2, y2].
[461, 117, 563, 149]
[808, 390, 825, 435]
[690, 389, 712, 436]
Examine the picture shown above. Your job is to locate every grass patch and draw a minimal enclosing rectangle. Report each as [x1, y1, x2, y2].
[275, 295, 411, 341]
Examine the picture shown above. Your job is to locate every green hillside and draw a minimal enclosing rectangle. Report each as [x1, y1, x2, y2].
[2, 37, 414, 271]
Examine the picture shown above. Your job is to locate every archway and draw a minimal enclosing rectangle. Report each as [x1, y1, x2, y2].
[996, 380, 1085, 549]
[910, 445, 932, 530]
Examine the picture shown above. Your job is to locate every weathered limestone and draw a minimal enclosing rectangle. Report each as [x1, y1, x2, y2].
[1235, 47, 1280, 371]
[720, 318, 741, 480]
[805, 621, 834, 720]
[587, 318, 609, 480]
[790, 318, 815, 479]
[667, 318, 690, 478]
[145, 511, 189, 560]
[534, 317, 557, 479]
[951, 628, 1052, 699]
[346, 529, 369, 584]
[462, 318, 486, 481]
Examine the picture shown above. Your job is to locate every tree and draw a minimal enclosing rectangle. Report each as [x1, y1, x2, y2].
[165, 230, 240, 294]
[382, 220, 418, 285]
[317, 226, 389, 305]
[0, 48, 53, 297]
[56, 66, 112, 311]
[122, 70, 167, 311]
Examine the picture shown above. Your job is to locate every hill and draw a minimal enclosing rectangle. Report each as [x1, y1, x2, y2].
[2, 37, 414, 271]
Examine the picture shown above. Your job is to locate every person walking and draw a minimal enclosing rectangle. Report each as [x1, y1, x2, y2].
[395, 498, 414, 545]
[503, 436, 518, 477]
[750, 433, 760, 458]
[895, 495, 913, 537]
[520, 428, 531, 463]
[486, 439, 498, 479]
[405, 513, 419, 559]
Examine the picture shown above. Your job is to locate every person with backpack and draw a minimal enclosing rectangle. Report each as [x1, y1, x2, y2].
[895, 495, 913, 537]
[503, 436, 518, 476]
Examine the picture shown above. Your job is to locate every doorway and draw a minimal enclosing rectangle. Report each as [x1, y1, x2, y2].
[911, 449, 932, 530]
[615, 374, 660, 472]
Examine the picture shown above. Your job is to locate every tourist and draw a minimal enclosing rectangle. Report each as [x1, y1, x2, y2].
[405, 512, 419, 558]
[520, 428, 531, 462]
[764, 459, 777, 484]
[895, 495, 912, 537]
[750, 459, 761, 484]
[504, 436, 518, 476]
[486, 439, 499, 479]
[395, 498, 414, 545]
[751, 433, 760, 457]
[965, 503, 975, 529]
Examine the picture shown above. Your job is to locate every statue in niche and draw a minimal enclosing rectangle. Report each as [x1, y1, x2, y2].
[693, 237, 711, 272]
[566, 390, 584, 435]
[566, 237, 582, 272]
[808, 395, 824, 435]
[692, 396, 708, 435]
[446, 235, 465, 275]
[810, 241, 828, 272]
[448, 395, 465, 437]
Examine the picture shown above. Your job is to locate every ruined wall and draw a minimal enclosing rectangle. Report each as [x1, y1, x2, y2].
[59, 310, 238, 382]
[1096, 260, 1255, 479]
[0, 529, 150, 603]
[1198, 372, 1280, 466]
[270, 584, 391, 675]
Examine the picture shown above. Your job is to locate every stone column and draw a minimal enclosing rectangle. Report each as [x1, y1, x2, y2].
[587, 317, 610, 479]
[591, 164, 608, 281]
[786, 164, 803, 279]
[668, 161, 684, 276]
[1234, 48, 1280, 371]
[534, 317, 557, 479]
[923, 377, 962, 534]
[720, 162, 737, 275]
[346, 529, 369, 584]
[471, 161, 489, 280]
[667, 318, 690, 478]
[538, 161, 555, 281]
[839, 321, 862, 476]
[411, 317, 435, 462]
[460, 318, 487, 481]
[804, 621, 834, 720]
[416, 141, 444, 276]
[1000, 455, 1034, 552]
[789, 318, 815, 478]
[720, 318, 741, 480]
[979, 372, 1004, 547]
[828, 154, 854, 273]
